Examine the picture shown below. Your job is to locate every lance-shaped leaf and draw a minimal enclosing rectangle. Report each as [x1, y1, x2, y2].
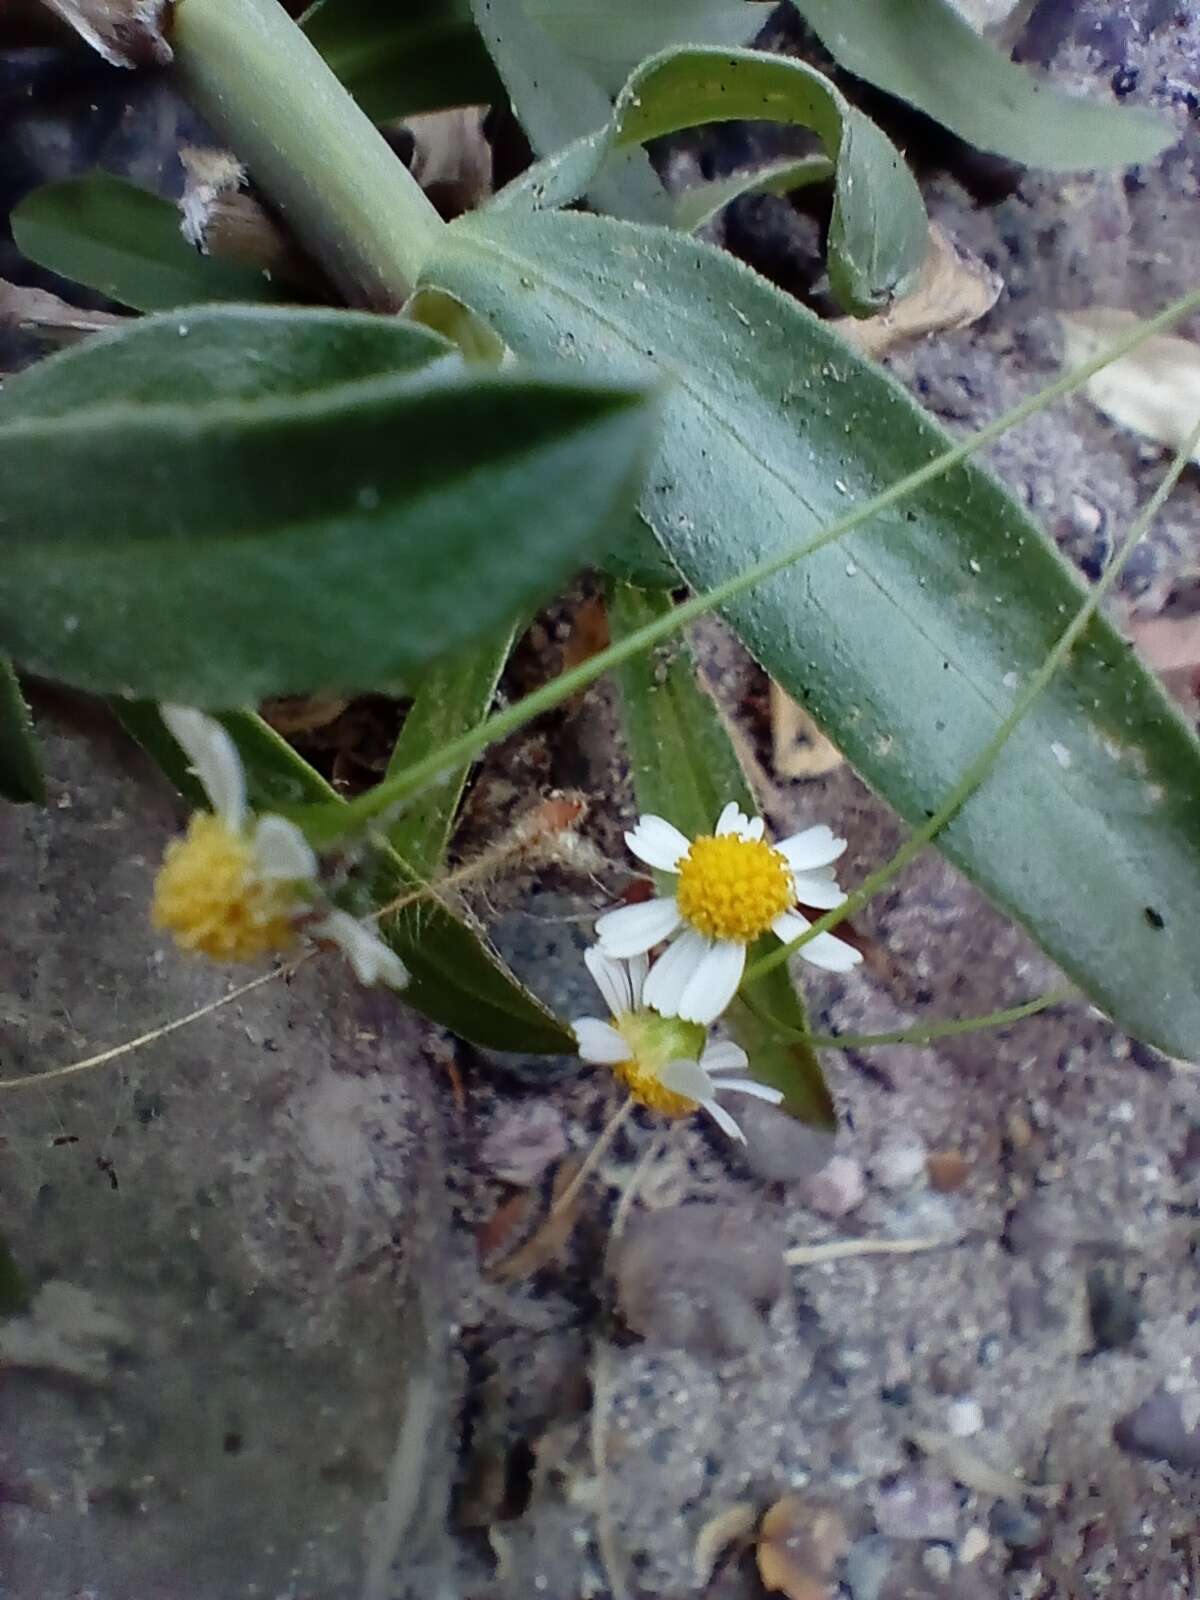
[12, 173, 285, 311]
[419, 206, 1200, 1059]
[0, 303, 658, 707]
[117, 701, 575, 1052]
[0, 657, 46, 806]
[793, 0, 1173, 170]
[608, 582, 833, 1126]
[493, 46, 927, 314]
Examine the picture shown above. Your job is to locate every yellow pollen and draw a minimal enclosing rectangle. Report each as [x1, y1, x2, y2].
[609, 1012, 707, 1118]
[676, 833, 793, 943]
[152, 812, 301, 963]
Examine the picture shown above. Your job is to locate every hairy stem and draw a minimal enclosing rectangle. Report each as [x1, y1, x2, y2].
[171, 0, 445, 309]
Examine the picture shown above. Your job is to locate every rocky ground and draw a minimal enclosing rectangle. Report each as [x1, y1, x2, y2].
[4, 2, 1200, 1597]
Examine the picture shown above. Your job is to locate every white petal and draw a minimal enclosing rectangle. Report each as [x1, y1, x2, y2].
[700, 1038, 749, 1075]
[797, 930, 863, 973]
[572, 1017, 631, 1065]
[715, 801, 749, 836]
[584, 945, 632, 1016]
[162, 704, 246, 827]
[711, 1078, 784, 1104]
[698, 1096, 746, 1143]
[643, 929, 709, 1016]
[625, 815, 690, 873]
[743, 815, 765, 841]
[790, 871, 847, 910]
[626, 951, 650, 1010]
[314, 910, 409, 989]
[773, 910, 861, 972]
[252, 815, 318, 882]
[772, 909, 812, 945]
[595, 897, 682, 958]
[678, 939, 745, 1025]
[657, 1056, 715, 1104]
[777, 825, 847, 872]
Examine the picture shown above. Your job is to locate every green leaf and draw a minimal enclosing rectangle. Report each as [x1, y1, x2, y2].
[0, 304, 658, 707]
[117, 700, 575, 1053]
[493, 46, 927, 313]
[301, 0, 502, 121]
[529, 0, 770, 94]
[0, 656, 46, 805]
[793, 0, 1174, 170]
[385, 620, 519, 876]
[472, 0, 668, 222]
[11, 174, 287, 311]
[673, 154, 833, 233]
[607, 581, 833, 1125]
[419, 206, 1200, 1059]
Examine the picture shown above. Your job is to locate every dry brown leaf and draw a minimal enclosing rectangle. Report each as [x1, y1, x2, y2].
[1061, 308, 1200, 464]
[259, 695, 350, 736]
[0, 278, 124, 342]
[407, 108, 493, 219]
[693, 1502, 759, 1586]
[486, 1157, 584, 1283]
[39, 0, 170, 66]
[756, 1496, 848, 1598]
[178, 147, 327, 294]
[832, 224, 1002, 360]
[770, 683, 844, 778]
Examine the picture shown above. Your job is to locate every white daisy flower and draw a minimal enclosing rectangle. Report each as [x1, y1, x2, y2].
[153, 705, 408, 990]
[595, 801, 861, 1025]
[572, 946, 783, 1143]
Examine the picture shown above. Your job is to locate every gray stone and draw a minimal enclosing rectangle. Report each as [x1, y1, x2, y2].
[0, 719, 459, 1599]
[1114, 1389, 1200, 1472]
[735, 1094, 837, 1184]
[844, 1534, 893, 1600]
[873, 1473, 961, 1543]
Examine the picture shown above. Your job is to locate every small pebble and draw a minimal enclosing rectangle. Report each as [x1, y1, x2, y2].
[946, 1398, 984, 1438]
[1114, 1388, 1200, 1470]
[958, 1527, 990, 1564]
[874, 1139, 928, 1191]
[843, 1534, 891, 1600]
[874, 1473, 960, 1542]
[922, 1545, 953, 1581]
[927, 1150, 970, 1192]
[736, 1097, 836, 1184]
[989, 1500, 1045, 1550]
[804, 1156, 865, 1218]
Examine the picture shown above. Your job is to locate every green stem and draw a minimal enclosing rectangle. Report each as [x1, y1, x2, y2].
[312, 290, 1200, 838]
[170, 0, 445, 310]
[802, 989, 1069, 1050]
[745, 409, 1200, 986]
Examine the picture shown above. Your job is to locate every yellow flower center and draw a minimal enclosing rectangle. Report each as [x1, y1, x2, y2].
[152, 812, 302, 963]
[610, 1011, 707, 1118]
[676, 833, 793, 943]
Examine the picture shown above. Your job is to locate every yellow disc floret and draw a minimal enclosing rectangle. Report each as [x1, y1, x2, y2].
[676, 833, 793, 943]
[610, 1011, 707, 1117]
[152, 812, 301, 962]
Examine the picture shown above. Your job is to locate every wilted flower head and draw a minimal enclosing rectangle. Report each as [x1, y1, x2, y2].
[572, 947, 782, 1143]
[595, 802, 861, 1024]
[152, 706, 407, 989]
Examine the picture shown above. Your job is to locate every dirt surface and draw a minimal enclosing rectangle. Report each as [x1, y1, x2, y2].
[4, 3, 1200, 1598]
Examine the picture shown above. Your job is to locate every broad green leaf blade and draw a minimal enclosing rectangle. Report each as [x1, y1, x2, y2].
[673, 154, 833, 233]
[11, 174, 286, 311]
[420, 207, 1200, 1059]
[302, 0, 501, 120]
[607, 581, 832, 1125]
[116, 701, 574, 1052]
[794, 0, 1174, 170]
[0, 657, 46, 805]
[470, 0, 668, 222]
[530, 0, 770, 94]
[385, 620, 519, 876]
[493, 46, 927, 313]
[0, 305, 658, 707]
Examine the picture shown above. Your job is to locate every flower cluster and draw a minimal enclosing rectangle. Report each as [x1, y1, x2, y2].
[151, 707, 408, 991]
[574, 802, 861, 1142]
